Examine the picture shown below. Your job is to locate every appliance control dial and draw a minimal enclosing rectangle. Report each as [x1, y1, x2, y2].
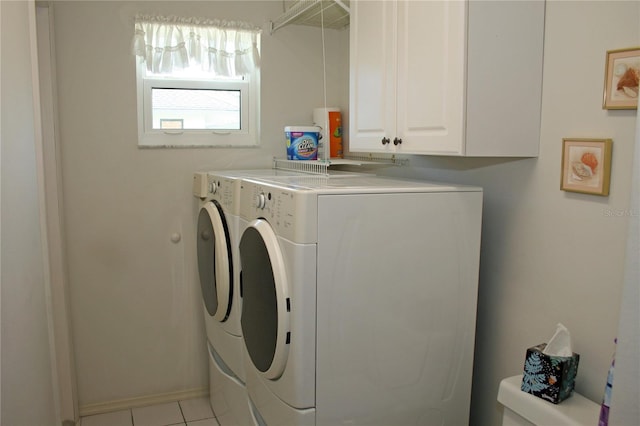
[209, 181, 217, 194]
[255, 193, 266, 209]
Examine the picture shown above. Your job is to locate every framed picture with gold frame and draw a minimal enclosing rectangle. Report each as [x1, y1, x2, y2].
[603, 47, 640, 110]
[561, 138, 612, 196]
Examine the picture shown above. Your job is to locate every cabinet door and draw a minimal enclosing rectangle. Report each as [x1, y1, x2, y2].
[396, 0, 467, 155]
[465, 0, 544, 157]
[349, 0, 397, 153]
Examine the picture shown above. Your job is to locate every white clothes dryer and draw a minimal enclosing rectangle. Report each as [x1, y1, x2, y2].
[238, 175, 483, 426]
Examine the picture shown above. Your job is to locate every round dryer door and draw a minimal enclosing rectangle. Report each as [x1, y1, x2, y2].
[239, 219, 290, 380]
[197, 200, 232, 322]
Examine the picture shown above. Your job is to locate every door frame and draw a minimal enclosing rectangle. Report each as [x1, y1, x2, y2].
[32, 3, 79, 424]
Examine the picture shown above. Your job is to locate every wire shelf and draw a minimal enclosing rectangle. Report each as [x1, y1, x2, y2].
[270, 0, 350, 34]
[273, 155, 408, 176]
[273, 158, 330, 175]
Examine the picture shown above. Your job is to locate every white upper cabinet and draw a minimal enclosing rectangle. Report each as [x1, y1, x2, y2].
[349, 0, 545, 157]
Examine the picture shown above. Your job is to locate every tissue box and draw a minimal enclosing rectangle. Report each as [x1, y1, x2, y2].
[521, 343, 580, 404]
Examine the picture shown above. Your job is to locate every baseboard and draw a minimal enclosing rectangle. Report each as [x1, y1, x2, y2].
[79, 387, 208, 417]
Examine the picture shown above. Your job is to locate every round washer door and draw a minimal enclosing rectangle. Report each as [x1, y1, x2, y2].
[197, 200, 232, 322]
[239, 218, 290, 380]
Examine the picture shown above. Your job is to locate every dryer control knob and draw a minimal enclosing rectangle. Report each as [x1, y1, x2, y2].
[255, 193, 266, 209]
[209, 181, 217, 194]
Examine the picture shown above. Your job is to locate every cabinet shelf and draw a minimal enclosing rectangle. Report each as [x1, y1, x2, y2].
[270, 0, 350, 34]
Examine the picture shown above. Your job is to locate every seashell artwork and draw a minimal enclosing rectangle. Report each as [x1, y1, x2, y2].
[604, 47, 640, 109]
[571, 161, 593, 181]
[561, 138, 612, 196]
[616, 66, 639, 92]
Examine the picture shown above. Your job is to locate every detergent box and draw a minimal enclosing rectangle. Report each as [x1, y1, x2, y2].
[285, 126, 319, 160]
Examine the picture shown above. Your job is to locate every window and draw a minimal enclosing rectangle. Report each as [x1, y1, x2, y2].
[132, 15, 261, 147]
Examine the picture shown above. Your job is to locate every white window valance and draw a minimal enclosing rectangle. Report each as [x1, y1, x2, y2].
[131, 14, 261, 77]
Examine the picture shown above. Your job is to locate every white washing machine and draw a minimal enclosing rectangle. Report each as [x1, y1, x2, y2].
[194, 168, 318, 426]
[193, 168, 367, 425]
[238, 175, 483, 426]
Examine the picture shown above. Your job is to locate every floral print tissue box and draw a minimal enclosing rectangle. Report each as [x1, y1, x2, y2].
[521, 343, 580, 404]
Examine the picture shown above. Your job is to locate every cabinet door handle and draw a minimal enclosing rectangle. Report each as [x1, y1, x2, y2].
[393, 137, 403, 146]
[382, 137, 390, 145]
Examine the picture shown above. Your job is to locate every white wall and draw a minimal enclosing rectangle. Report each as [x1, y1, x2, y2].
[1, 1, 57, 424]
[49, 0, 638, 423]
[379, 2, 639, 425]
[51, 0, 349, 408]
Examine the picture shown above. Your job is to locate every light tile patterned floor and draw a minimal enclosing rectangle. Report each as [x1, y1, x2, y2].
[80, 397, 218, 426]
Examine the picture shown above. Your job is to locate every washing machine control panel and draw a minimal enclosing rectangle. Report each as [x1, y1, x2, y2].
[240, 180, 317, 243]
[207, 175, 239, 214]
[246, 186, 283, 216]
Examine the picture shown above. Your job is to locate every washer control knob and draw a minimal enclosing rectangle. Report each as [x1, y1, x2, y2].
[255, 193, 266, 209]
[209, 181, 217, 194]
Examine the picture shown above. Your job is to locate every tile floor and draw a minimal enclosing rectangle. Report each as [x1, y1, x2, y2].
[79, 397, 219, 426]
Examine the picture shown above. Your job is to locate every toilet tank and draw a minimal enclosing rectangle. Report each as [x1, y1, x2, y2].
[497, 375, 600, 426]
